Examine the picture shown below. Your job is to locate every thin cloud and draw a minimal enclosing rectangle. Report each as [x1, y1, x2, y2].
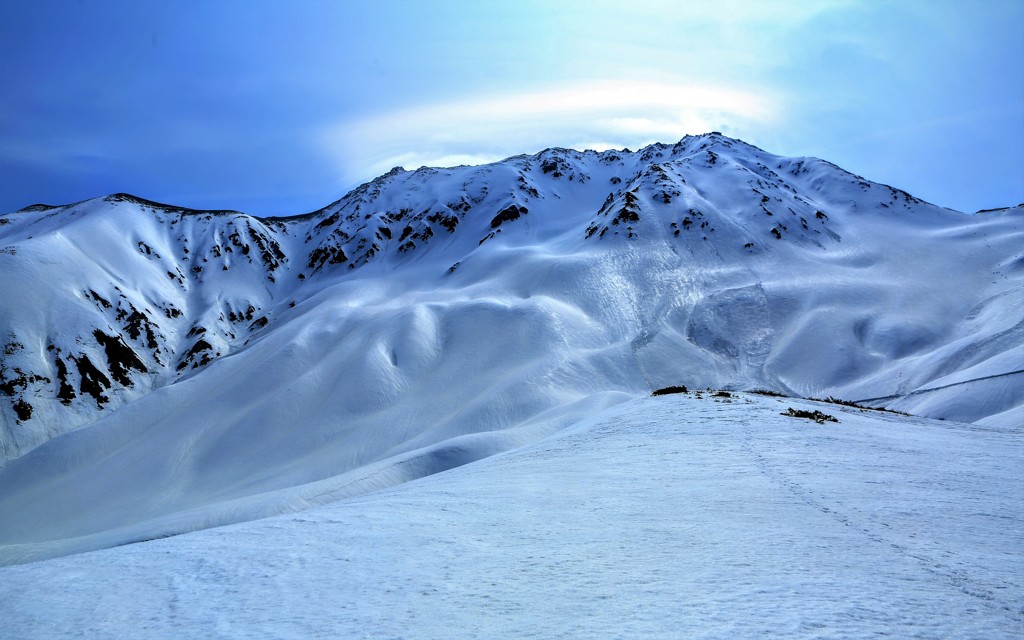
[324, 80, 780, 182]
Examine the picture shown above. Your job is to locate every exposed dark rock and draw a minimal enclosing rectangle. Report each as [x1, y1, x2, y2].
[652, 385, 688, 396]
[517, 175, 540, 198]
[122, 307, 159, 349]
[177, 339, 214, 371]
[87, 290, 112, 309]
[490, 205, 528, 229]
[610, 192, 641, 227]
[93, 330, 147, 386]
[246, 225, 286, 272]
[307, 244, 349, 271]
[54, 356, 76, 405]
[781, 408, 839, 424]
[227, 305, 257, 323]
[612, 208, 640, 224]
[427, 212, 460, 233]
[11, 397, 32, 422]
[74, 354, 111, 407]
[0, 364, 49, 397]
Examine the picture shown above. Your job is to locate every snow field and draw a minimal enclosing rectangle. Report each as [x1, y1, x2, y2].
[0, 393, 1020, 639]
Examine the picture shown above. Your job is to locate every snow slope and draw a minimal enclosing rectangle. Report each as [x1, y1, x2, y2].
[1, 394, 1020, 639]
[0, 134, 1021, 566]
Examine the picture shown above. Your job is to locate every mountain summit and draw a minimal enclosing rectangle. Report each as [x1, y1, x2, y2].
[0, 134, 1020, 563]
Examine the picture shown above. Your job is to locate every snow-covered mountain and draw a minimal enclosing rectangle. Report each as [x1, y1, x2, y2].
[0, 133, 1021, 565]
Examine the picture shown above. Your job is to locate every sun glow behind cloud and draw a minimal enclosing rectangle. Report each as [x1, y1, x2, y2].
[327, 80, 779, 183]
[1, 0, 1020, 214]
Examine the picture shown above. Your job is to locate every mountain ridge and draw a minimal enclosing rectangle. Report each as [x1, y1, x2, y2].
[12, 132, 968, 219]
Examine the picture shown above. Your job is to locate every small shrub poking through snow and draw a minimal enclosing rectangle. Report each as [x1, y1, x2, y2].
[782, 408, 839, 424]
[750, 389, 787, 398]
[652, 385, 688, 396]
[810, 396, 910, 416]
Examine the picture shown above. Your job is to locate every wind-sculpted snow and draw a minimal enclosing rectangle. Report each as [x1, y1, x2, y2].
[0, 134, 1021, 564]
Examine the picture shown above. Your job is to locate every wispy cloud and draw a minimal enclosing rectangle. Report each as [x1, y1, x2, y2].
[324, 80, 780, 183]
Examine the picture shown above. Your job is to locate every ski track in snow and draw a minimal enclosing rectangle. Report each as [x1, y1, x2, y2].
[857, 368, 1024, 404]
[1, 394, 1020, 639]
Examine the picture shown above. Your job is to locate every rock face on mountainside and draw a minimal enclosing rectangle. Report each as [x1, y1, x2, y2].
[0, 133, 1020, 474]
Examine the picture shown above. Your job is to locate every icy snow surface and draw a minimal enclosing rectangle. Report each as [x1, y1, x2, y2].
[1, 394, 1020, 639]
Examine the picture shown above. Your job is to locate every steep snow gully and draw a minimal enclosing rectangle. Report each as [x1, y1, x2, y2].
[0, 133, 1021, 571]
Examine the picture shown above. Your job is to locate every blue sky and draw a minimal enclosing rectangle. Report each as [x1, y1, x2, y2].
[1, 0, 1021, 215]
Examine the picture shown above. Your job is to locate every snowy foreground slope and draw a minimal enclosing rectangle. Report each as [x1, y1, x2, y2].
[0, 133, 1021, 568]
[1, 394, 1021, 639]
